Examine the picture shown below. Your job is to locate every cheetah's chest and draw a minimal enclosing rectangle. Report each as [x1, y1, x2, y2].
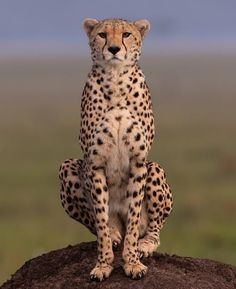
[104, 108, 131, 187]
[100, 107, 135, 214]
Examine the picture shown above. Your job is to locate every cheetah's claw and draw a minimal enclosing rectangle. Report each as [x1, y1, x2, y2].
[138, 251, 144, 259]
[110, 227, 122, 250]
[112, 241, 120, 250]
[90, 274, 101, 282]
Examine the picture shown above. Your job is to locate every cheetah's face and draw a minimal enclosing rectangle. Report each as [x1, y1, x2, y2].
[83, 18, 150, 67]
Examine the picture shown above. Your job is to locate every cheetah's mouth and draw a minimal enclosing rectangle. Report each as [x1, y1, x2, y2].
[109, 56, 122, 63]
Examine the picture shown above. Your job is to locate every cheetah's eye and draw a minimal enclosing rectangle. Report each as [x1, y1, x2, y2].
[98, 32, 107, 39]
[123, 32, 131, 38]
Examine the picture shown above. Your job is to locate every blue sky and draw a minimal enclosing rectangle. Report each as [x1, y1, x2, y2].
[1, 0, 236, 54]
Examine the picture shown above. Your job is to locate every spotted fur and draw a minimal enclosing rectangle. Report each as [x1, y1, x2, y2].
[59, 18, 173, 281]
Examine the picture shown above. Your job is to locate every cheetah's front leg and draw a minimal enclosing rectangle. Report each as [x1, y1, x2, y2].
[123, 158, 148, 279]
[89, 165, 114, 281]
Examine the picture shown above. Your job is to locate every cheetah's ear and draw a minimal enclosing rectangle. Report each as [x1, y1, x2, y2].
[83, 18, 99, 37]
[133, 19, 150, 39]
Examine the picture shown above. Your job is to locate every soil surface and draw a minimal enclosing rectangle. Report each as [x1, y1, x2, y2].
[1, 241, 236, 289]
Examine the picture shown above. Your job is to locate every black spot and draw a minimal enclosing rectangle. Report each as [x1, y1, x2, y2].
[97, 138, 103, 145]
[79, 197, 86, 203]
[104, 94, 111, 100]
[64, 170, 68, 178]
[140, 144, 145, 150]
[136, 176, 142, 182]
[136, 162, 143, 168]
[94, 207, 100, 214]
[158, 195, 163, 202]
[68, 205, 73, 212]
[133, 92, 139, 98]
[133, 191, 138, 198]
[73, 212, 79, 218]
[84, 218, 89, 225]
[133, 78, 138, 84]
[127, 125, 133, 133]
[96, 188, 102, 194]
[115, 116, 122, 121]
[135, 133, 141, 141]
[148, 209, 154, 214]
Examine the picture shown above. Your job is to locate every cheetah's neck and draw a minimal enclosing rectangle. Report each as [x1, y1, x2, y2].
[91, 63, 144, 106]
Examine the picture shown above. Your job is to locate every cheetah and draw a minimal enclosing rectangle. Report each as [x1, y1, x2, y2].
[59, 18, 173, 281]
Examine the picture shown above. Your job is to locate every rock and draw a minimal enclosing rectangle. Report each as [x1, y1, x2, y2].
[1, 241, 236, 289]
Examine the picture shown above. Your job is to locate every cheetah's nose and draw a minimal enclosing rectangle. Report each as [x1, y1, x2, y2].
[108, 46, 121, 55]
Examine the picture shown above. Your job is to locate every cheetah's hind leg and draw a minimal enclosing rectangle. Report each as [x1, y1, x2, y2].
[138, 161, 173, 258]
[59, 158, 96, 235]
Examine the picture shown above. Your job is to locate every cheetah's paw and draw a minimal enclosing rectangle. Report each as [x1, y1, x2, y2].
[123, 261, 147, 280]
[90, 263, 113, 282]
[138, 237, 160, 258]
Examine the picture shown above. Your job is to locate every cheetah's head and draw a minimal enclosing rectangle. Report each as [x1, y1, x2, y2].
[83, 18, 150, 67]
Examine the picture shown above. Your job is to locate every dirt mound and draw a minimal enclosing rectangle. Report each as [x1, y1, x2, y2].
[1, 241, 236, 289]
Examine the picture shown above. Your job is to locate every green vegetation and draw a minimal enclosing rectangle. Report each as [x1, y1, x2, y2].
[0, 53, 236, 283]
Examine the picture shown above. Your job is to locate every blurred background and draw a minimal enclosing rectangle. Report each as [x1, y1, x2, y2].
[0, 0, 236, 284]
